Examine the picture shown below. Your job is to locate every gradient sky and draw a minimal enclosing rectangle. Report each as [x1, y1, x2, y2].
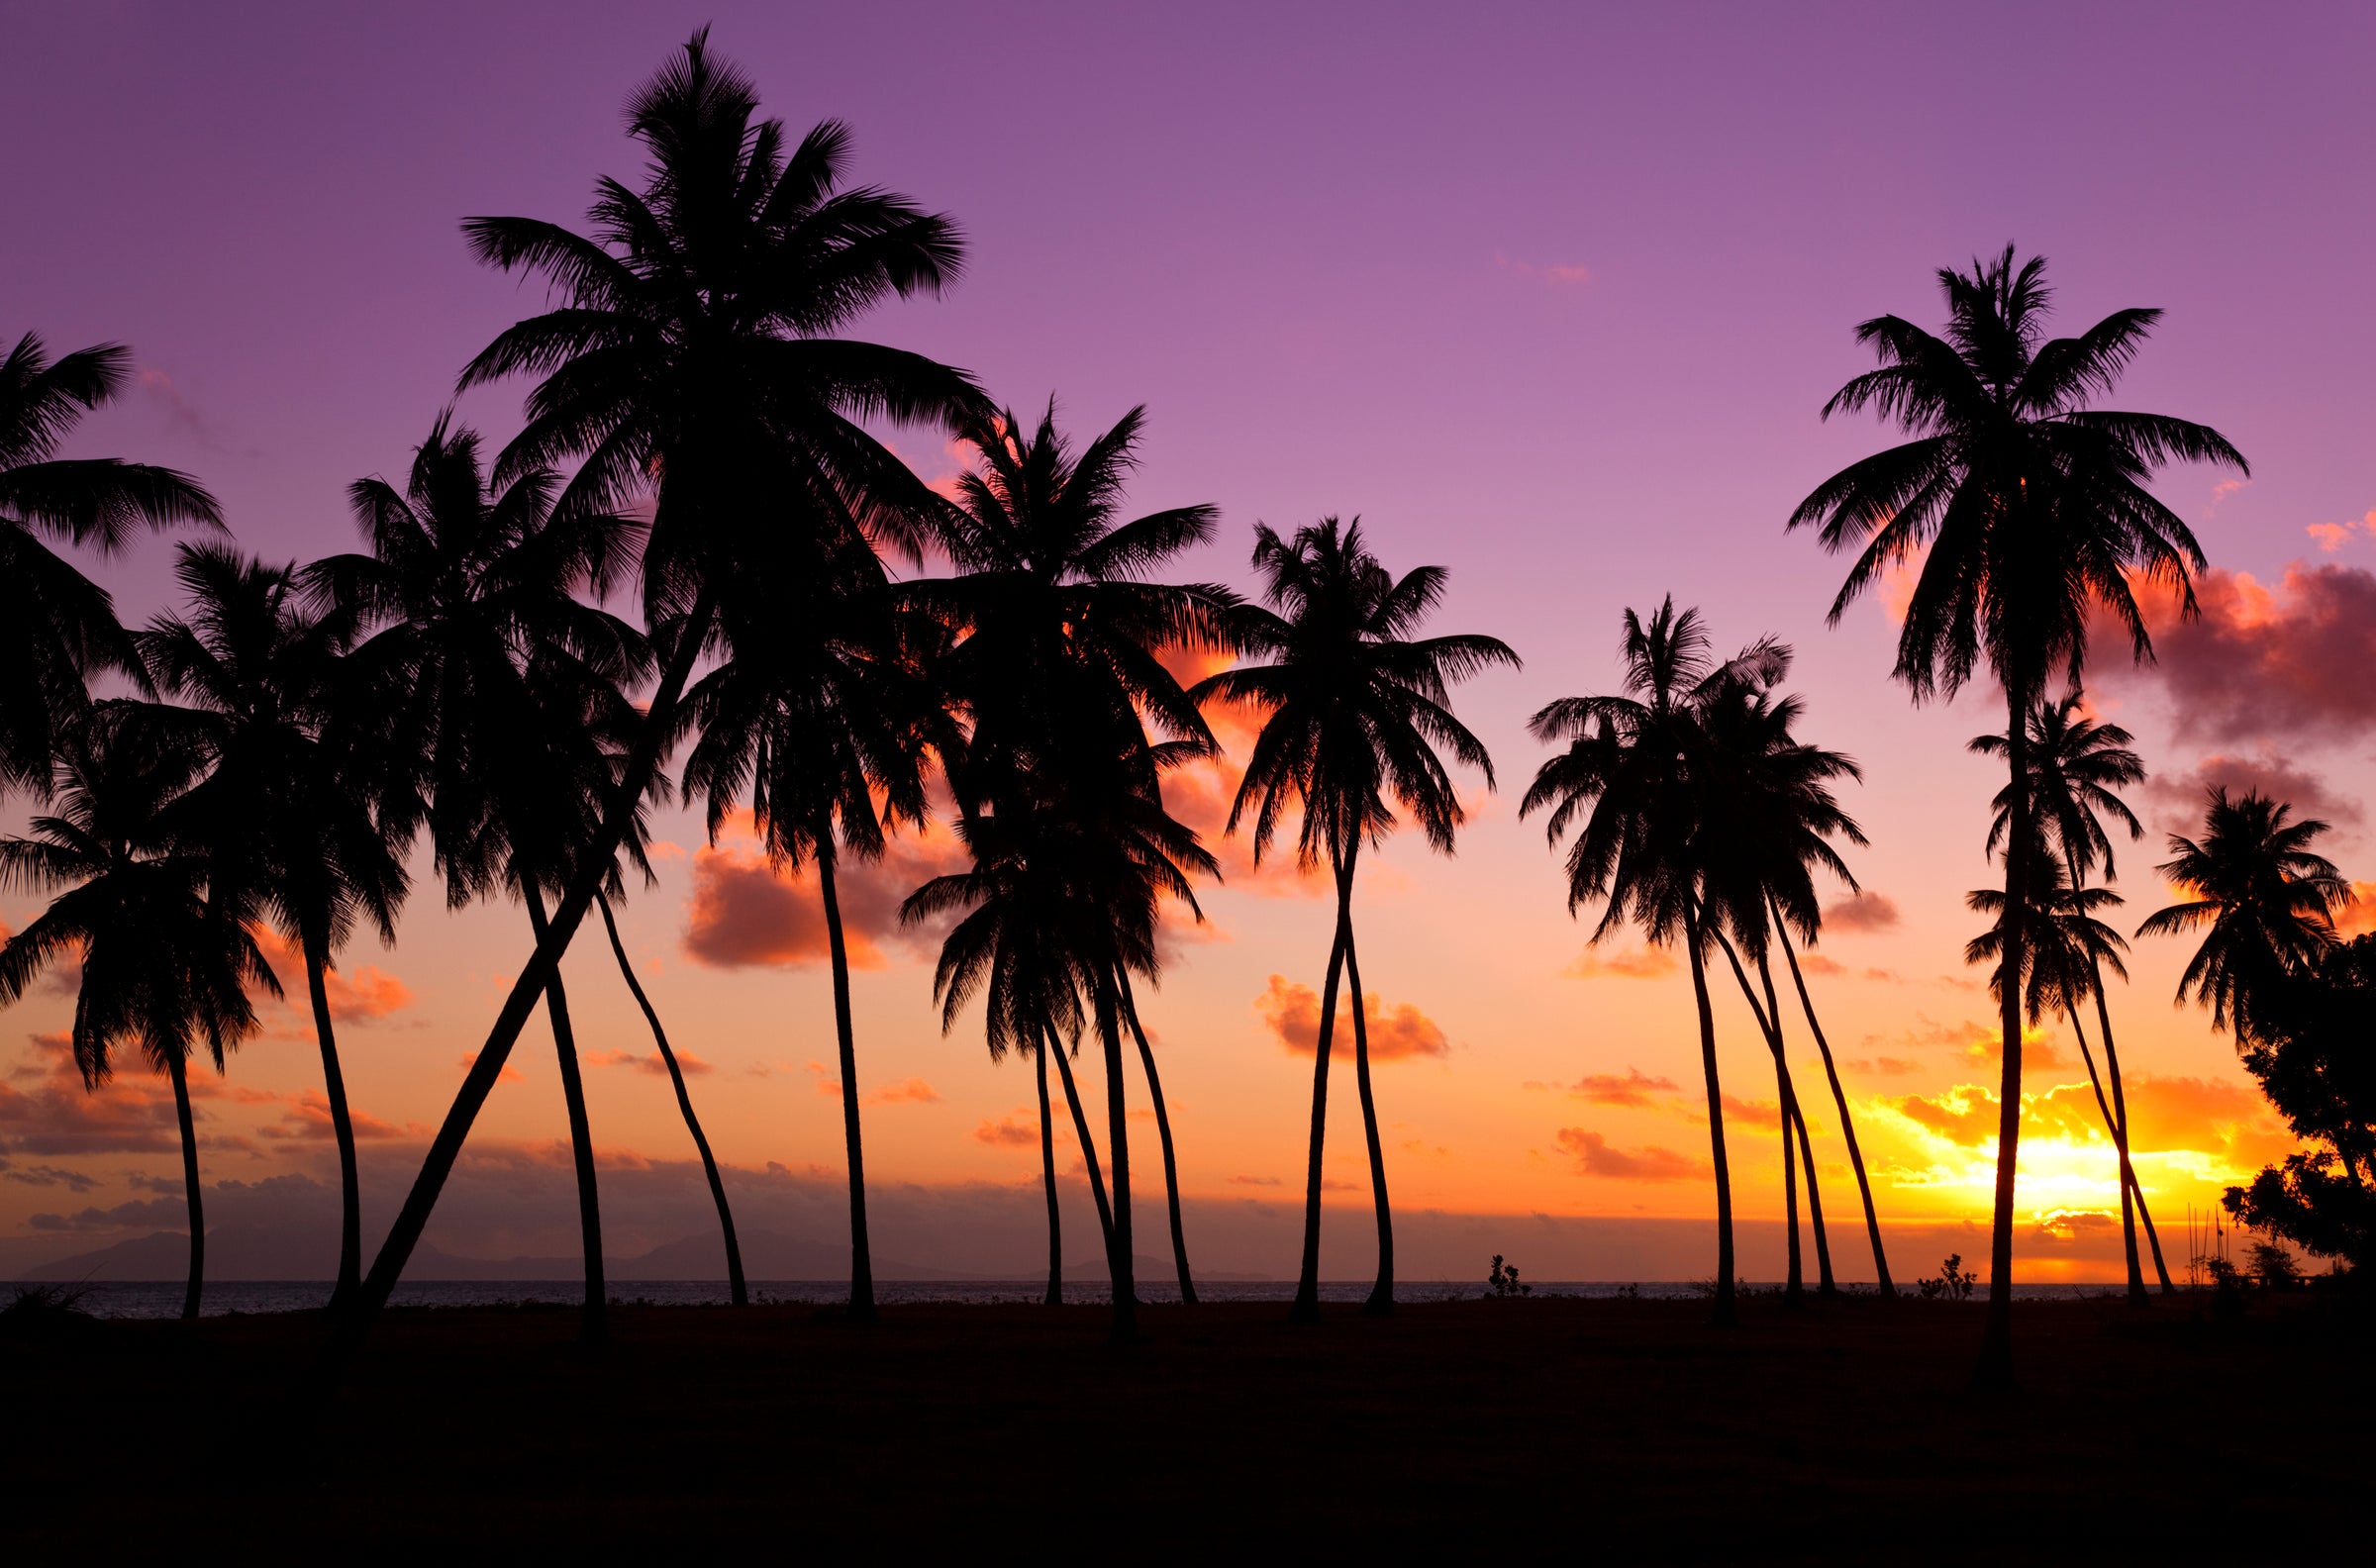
[4, 1, 2373, 1282]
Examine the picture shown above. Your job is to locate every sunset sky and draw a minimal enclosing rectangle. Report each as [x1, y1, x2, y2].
[4, 1, 2372, 1283]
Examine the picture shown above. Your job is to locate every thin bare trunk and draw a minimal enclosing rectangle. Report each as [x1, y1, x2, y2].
[1096, 974, 1135, 1342]
[1979, 681, 2031, 1388]
[1684, 902, 1735, 1327]
[1763, 953, 1834, 1295]
[1291, 844, 1358, 1323]
[1346, 930, 1394, 1315]
[1037, 1029, 1061, 1307]
[303, 931, 362, 1311]
[1774, 909, 1894, 1296]
[1118, 973, 1195, 1305]
[350, 590, 716, 1337]
[526, 887, 604, 1346]
[817, 849, 873, 1321]
[2089, 959, 2175, 1294]
[1712, 931, 1799, 1303]
[169, 1051, 203, 1323]
[1051, 1030, 1114, 1251]
[598, 895, 744, 1307]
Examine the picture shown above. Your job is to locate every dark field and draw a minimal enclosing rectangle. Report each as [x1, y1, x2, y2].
[8, 1293, 2368, 1555]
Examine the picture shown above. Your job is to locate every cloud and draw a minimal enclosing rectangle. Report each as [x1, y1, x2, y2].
[3, 1161, 100, 1192]
[1821, 890, 1900, 933]
[31, 1194, 191, 1232]
[2095, 562, 2376, 746]
[1839, 1056, 1924, 1076]
[869, 1078, 941, 1106]
[587, 1048, 712, 1078]
[1720, 1093, 1782, 1130]
[1495, 252, 1593, 286]
[1254, 976, 1450, 1060]
[2304, 506, 2374, 552]
[1798, 954, 1848, 978]
[2031, 1209, 2120, 1243]
[2137, 752, 2364, 840]
[136, 366, 261, 458]
[457, 1051, 526, 1087]
[2335, 883, 2376, 939]
[972, 1112, 1039, 1147]
[1563, 1067, 1681, 1108]
[1229, 1174, 1282, 1187]
[681, 815, 968, 971]
[254, 1089, 421, 1142]
[0, 1031, 184, 1155]
[1554, 1127, 1708, 1182]
[248, 928, 414, 1025]
[1561, 945, 1677, 980]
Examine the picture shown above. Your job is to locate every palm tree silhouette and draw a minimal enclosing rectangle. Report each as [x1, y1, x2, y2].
[1, 334, 221, 799]
[1972, 693, 2170, 1297]
[1201, 517, 1515, 1321]
[139, 542, 409, 1309]
[1524, 600, 1773, 1327]
[2138, 789, 2348, 1044]
[310, 415, 652, 1340]
[933, 399, 1229, 1307]
[1791, 245, 2246, 1382]
[0, 712, 278, 1319]
[351, 31, 981, 1324]
[681, 533, 950, 1320]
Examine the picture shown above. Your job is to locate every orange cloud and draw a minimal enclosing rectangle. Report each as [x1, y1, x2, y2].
[249, 928, 414, 1023]
[869, 1078, 941, 1106]
[1840, 1056, 1924, 1076]
[681, 814, 967, 971]
[2096, 561, 2376, 745]
[586, 1048, 712, 1078]
[255, 1089, 420, 1141]
[973, 1111, 1038, 1147]
[1561, 945, 1677, 980]
[1555, 1127, 1708, 1182]
[1720, 1093, 1782, 1130]
[0, 1031, 183, 1154]
[2304, 506, 2375, 552]
[457, 1051, 526, 1087]
[1254, 976, 1449, 1061]
[1564, 1067, 1681, 1108]
[2334, 883, 2376, 939]
[1821, 890, 1900, 933]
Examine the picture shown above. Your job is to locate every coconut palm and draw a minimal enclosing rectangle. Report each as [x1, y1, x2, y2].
[138, 542, 409, 1309]
[1, 334, 221, 798]
[1791, 245, 2247, 1381]
[351, 31, 982, 1322]
[1197, 518, 1517, 1321]
[1524, 600, 1774, 1327]
[1973, 693, 2170, 1297]
[2138, 789, 2348, 1044]
[932, 399, 1229, 1305]
[0, 713, 278, 1320]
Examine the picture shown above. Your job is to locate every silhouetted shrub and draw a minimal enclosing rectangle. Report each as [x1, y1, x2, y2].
[1486, 1255, 1533, 1298]
[1916, 1254, 1977, 1301]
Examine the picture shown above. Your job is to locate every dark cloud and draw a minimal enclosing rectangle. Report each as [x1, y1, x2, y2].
[2138, 753, 2364, 842]
[2097, 561, 2376, 747]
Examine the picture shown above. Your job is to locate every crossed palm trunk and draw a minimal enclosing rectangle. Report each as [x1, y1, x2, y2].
[1713, 931, 1833, 1301]
[1761, 952, 1834, 1294]
[1091, 975, 1137, 1340]
[1034, 1032, 1062, 1306]
[2062, 993, 2174, 1297]
[525, 885, 606, 1344]
[1049, 1027, 1117, 1255]
[298, 929, 364, 1310]
[168, 1049, 205, 1322]
[1118, 972, 1197, 1305]
[1771, 909, 1894, 1296]
[1289, 849, 1358, 1323]
[1681, 901, 1737, 1328]
[597, 895, 745, 1307]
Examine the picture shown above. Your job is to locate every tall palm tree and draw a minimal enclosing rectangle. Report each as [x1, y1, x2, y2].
[1768, 904, 1896, 1297]
[350, 31, 982, 1324]
[933, 399, 1229, 1306]
[681, 532, 948, 1320]
[1973, 692, 2169, 1297]
[0, 713, 278, 1320]
[2138, 789, 2348, 1043]
[139, 542, 409, 1310]
[308, 416, 652, 1340]
[1, 334, 221, 798]
[1524, 600, 1774, 1327]
[1197, 518, 1516, 1321]
[1790, 245, 2247, 1382]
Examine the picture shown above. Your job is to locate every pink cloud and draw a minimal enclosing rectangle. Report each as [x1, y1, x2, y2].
[1561, 945, 1677, 980]
[2096, 561, 2376, 746]
[1554, 1127, 1708, 1182]
[1254, 975, 1449, 1060]
[1821, 890, 1900, 933]
[1564, 1067, 1681, 1108]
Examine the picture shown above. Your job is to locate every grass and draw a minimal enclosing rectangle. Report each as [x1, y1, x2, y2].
[5, 1292, 2367, 1554]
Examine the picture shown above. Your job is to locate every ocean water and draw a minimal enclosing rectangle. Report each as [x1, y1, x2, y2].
[7, 1278, 2131, 1320]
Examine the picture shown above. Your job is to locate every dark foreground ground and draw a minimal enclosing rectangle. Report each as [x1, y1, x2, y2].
[7, 1291, 2368, 1556]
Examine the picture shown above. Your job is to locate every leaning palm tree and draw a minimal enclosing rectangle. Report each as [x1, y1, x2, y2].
[139, 542, 409, 1310]
[1973, 692, 2169, 1297]
[1524, 600, 1772, 1327]
[1790, 245, 2247, 1382]
[933, 399, 1229, 1305]
[0, 713, 278, 1320]
[1196, 518, 1517, 1321]
[348, 31, 982, 1325]
[2138, 789, 2348, 1044]
[1, 334, 221, 799]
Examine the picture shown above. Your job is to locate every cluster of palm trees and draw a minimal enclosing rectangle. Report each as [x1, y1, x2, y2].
[2, 37, 2356, 1374]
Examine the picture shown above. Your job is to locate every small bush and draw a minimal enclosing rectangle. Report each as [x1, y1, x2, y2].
[1485, 1254, 1533, 1299]
[2248, 1242, 2304, 1292]
[1916, 1253, 1978, 1301]
[0, 1283, 101, 1342]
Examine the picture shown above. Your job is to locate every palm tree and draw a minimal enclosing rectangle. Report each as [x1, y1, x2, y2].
[1197, 518, 1516, 1321]
[350, 30, 982, 1323]
[1790, 245, 2247, 1381]
[933, 399, 1229, 1306]
[680, 532, 948, 1320]
[1767, 905, 1896, 1297]
[309, 415, 651, 1340]
[1973, 692, 2169, 1297]
[1, 334, 221, 799]
[1524, 600, 1773, 1327]
[2138, 789, 2348, 1044]
[138, 542, 409, 1310]
[0, 713, 278, 1319]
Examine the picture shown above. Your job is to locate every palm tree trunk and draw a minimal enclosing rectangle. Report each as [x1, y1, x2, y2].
[169, 1050, 203, 1323]
[1094, 974, 1135, 1342]
[1683, 902, 1736, 1328]
[2089, 958, 2175, 1295]
[1979, 681, 2033, 1388]
[1710, 931, 1799, 1303]
[1117, 973, 1196, 1305]
[1346, 929, 1394, 1316]
[1763, 953, 1835, 1296]
[302, 930, 362, 1312]
[1773, 908, 1894, 1296]
[1036, 1029, 1061, 1307]
[1050, 1030, 1115, 1251]
[597, 895, 745, 1308]
[2064, 1004, 2160, 1303]
[525, 887, 604, 1346]
[1292, 847, 1358, 1324]
[816, 847, 873, 1322]
[350, 588, 717, 1336]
